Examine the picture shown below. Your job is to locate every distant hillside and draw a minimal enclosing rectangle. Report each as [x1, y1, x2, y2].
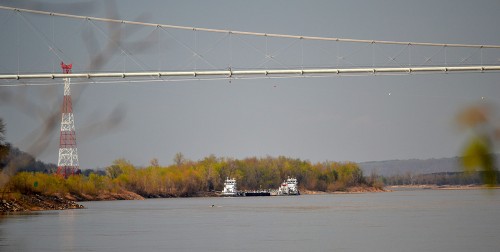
[358, 154, 500, 177]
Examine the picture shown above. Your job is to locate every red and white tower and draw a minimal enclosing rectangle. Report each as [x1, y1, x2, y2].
[56, 62, 80, 178]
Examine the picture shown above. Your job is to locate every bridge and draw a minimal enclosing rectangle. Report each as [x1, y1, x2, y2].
[1, 4, 499, 170]
[1, 5, 500, 85]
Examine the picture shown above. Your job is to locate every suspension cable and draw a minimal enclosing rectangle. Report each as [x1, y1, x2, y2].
[2, 5, 500, 49]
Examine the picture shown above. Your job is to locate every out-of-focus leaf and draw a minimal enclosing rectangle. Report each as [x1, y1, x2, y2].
[456, 105, 488, 128]
[461, 136, 489, 172]
[460, 135, 497, 187]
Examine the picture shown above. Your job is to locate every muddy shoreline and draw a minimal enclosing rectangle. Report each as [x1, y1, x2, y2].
[0, 190, 145, 214]
[0, 194, 84, 213]
[0, 190, 223, 213]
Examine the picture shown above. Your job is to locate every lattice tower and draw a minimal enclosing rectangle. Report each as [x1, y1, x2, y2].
[56, 62, 79, 178]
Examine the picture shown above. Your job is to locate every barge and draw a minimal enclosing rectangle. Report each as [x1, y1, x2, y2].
[242, 191, 271, 196]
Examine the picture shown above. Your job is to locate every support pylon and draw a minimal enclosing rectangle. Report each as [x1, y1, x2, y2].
[56, 62, 80, 178]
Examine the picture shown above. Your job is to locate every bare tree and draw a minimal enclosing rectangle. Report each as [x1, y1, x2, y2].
[0, 118, 8, 161]
[173, 152, 185, 166]
[150, 158, 160, 167]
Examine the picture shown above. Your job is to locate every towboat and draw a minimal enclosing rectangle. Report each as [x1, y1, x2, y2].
[222, 177, 238, 196]
[277, 177, 300, 195]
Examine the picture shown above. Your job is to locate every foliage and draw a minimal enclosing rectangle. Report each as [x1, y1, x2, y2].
[3, 156, 373, 198]
[456, 104, 499, 187]
[382, 171, 500, 186]
[461, 136, 497, 186]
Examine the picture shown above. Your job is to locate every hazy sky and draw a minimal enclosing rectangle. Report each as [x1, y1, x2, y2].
[1, 0, 500, 168]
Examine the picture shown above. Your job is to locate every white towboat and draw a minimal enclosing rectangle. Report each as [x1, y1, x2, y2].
[222, 177, 238, 196]
[277, 177, 300, 195]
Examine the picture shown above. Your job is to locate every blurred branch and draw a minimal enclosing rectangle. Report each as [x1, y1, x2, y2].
[0, 1, 155, 182]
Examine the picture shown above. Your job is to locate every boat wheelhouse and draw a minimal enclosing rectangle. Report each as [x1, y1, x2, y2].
[222, 177, 238, 196]
[277, 177, 300, 195]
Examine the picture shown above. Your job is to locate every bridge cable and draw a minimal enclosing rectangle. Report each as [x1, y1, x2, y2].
[1, 5, 500, 49]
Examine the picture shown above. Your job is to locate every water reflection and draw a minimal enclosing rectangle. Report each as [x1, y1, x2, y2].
[59, 210, 76, 251]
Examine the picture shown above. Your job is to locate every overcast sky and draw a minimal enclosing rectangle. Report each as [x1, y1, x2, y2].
[1, 0, 500, 168]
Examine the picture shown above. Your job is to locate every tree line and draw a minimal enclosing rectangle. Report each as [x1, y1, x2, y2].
[3, 155, 381, 199]
[381, 171, 500, 186]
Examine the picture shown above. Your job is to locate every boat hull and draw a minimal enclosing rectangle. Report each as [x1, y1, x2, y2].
[243, 192, 271, 196]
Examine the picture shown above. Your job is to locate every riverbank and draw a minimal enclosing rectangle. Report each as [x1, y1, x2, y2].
[387, 184, 500, 190]
[65, 190, 145, 201]
[0, 193, 84, 213]
[0, 189, 144, 214]
[301, 186, 387, 195]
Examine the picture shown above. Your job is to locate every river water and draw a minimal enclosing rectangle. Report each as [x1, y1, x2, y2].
[1, 189, 499, 251]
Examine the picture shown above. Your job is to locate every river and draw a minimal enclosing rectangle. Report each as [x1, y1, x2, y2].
[1, 189, 499, 251]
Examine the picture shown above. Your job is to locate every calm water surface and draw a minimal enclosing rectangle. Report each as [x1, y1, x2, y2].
[1, 189, 499, 251]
